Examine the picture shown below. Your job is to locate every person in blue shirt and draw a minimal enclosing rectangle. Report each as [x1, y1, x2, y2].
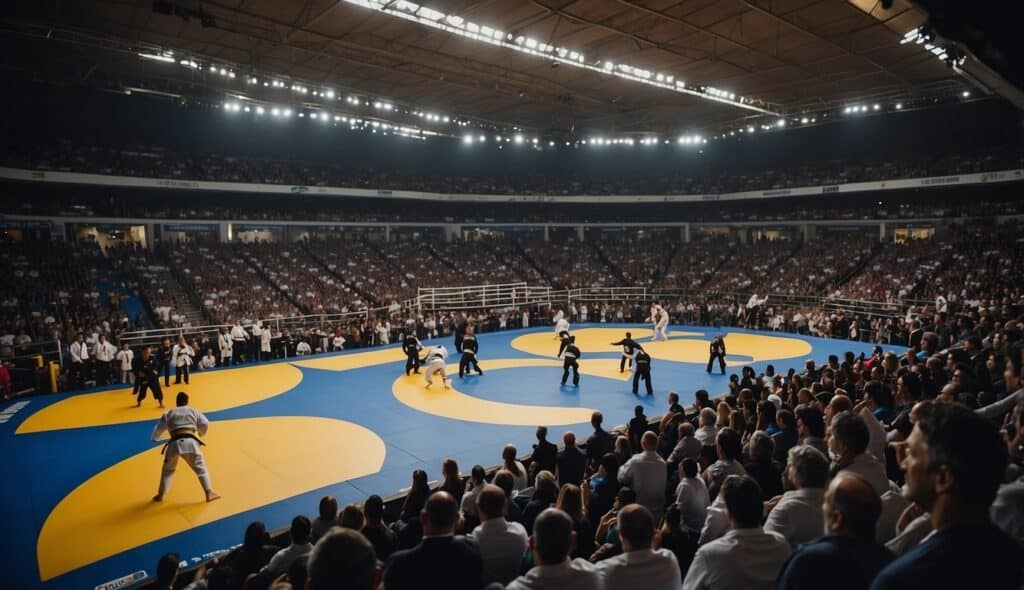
[870, 404, 1023, 590]
[777, 472, 894, 590]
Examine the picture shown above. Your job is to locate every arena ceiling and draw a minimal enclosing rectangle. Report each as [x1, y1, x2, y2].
[1, 0, 1005, 136]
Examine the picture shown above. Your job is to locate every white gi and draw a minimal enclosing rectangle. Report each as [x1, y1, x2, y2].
[552, 310, 566, 337]
[152, 405, 213, 496]
[116, 348, 135, 383]
[423, 345, 450, 388]
[199, 354, 216, 370]
[650, 304, 669, 341]
[218, 332, 233, 363]
[260, 328, 272, 356]
[555, 318, 570, 338]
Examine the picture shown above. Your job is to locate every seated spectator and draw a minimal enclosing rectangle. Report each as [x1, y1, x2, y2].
[742, 431, 784, 500]
[339, 504, 365, 530]
[703, 427, 747, 500]
[503, 444, 529, 492]
[694, 408, 719, 446]
[493, 470, 524, 524]
[871, 404, 1023, 590]
[597, 504, 681, 590]
[618, 431, 668, 523]
[658, 504, 698, 582]
[674, 458, 710, 534]
[683, 475, 791, 590]
[772, 409, 799, 462]
[523, 471, 558, 534]
[795, 404, 829, 457]
[668, 422, 702, 467]
[306, 528, 379, 590]
[469, 484, 529, 585]
[361, 494, 398, 562]
[220, 521, 277, 590]
[557, 483, 594, 559]
[778, 473, 894, 590]
[765, 445, 829, 549]
[440, 458, 465, 503]
[311, 495, 338, 541]
[395, 469, 430, 549]
[829, 411, 890, 497]
[261, 515, 313, 575]
[153, 553, 180, 590]
[583, 453, 620, 523]
[461, 465, 488, 526]
[383, 491, 483, 590]
[505, 508, 600, 590]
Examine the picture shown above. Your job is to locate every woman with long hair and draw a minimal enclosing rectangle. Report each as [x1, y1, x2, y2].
[557, 483, 594, 559]
[502, 444, 527, 491]
[613, 436, 632, 465]
[400, 469, 430, 521]
[439, 458, 464, 502]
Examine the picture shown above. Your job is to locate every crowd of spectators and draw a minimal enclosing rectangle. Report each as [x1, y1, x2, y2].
[7, 139, 1022, 198]
[150, 302, 1024, 590]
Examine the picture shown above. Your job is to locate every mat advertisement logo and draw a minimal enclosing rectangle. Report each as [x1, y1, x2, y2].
[94, 570, 146, 590]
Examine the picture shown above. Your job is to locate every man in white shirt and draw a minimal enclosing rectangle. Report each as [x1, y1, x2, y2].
[260, 324, 272, 359]
[619, 431, 668, 523]
[675, 458, 709, 534]
[198, 349, 217, 370]
[262, 516, 314, 575]
[115, 343, 134, 384]
[295, 339, 312, 356]
[469, 485, 528, 585]
[694, 408, 719, 446]
[94, 334, 117, 385]
[69, 332, 89, 389]
[597, 503, 681, 590]
[764, 445, 828, 548]
[684, 475, 791, 590]
[230, 321, 249, 365]
[829, 411, 891, 497]
[250, 321, 263, 362]
[506, 508, 599, 590]
[172, 335, 194, 385]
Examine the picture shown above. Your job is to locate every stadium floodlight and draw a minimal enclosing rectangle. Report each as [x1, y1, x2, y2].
[514, 134, 524, 144]
[139, 52, 175, 63]
[548, 140, 555, 146]
[961, 90, 970, 97]
[462, 135, 473, 144]
[800, 117, 809, 124]
[776, 119, 785, 127]
[243, 106, 250, 113]
[531, 137, 538, 144]
[271, 107, 281, 116]
[478, 135, 486, 142]
[255, 106, 265, 115]
[895, 103, 903, 110]
[873, 104, 880, 110]
[320, 112, 330, 121]
[326, 90, 336, 99]
[283, 108, 292, 117]
[747, 126, 754, 133]
[843, 107, 851, 114]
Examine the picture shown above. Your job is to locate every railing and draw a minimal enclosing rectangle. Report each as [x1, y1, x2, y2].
[417, 282, 553, 311]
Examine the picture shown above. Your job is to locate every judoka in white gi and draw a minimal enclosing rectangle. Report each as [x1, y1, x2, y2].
[423, 344, 450, 389]
[151, 392, 221, 503]
[649, 303, 669, 341]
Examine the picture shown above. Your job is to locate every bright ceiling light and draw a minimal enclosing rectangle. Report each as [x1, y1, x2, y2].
[514, 134, 524, 144]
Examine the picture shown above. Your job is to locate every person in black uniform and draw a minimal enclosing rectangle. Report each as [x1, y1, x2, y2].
[707, 334, 727, 374]
[561, 336, 581, 387]
[157, 337, 173, 387]
[610, 332, 644, 373]
[134, 346, 164, 407]
[458, 325, 483, 378]
[557, 327, 572, 358]
[633, 349, 653, 395]
[453, 319, 467, 354]
[402, 333, 422, 375]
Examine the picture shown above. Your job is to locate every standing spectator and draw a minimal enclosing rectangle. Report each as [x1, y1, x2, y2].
[115, 342, 134, 384]
[777, 473, 894, 590]
[469, 485, 529, 585]
[502, 444, 528, 492]
[871, 404, 1023, 590]
[361, 494, 397, 562]
[829, 412, 890, 497]
[585, 411, 616, 469]
[618, 431, 668, 524]
[532, 426, 558, 475]
[505, 508, 599, 590]
[94, 334, 116, 385]
[157, 337, 173, 387]
[628, 405, 649, 453]
[597, 504, 681, 590]
[383, 491, 483, 590]
[230, 320, 248, 364]
[69, 332, 89, 388]
[172, 334, 193, 385]
[261, 516, 313, 575]
[306, 528, 379, 590]
[311, 495, 338, 541]
[217, 327, 232, 367]
[764, 445, 829, 549]
[556, 432, 586, 487]
[683, 475, 791, 590]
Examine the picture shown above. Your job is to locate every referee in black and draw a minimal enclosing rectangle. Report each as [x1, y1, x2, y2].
[707, 334, 727, 374]
[402, 333, 422, 375]
[561, 336, 581, 387]
[632, 349, 653, 395]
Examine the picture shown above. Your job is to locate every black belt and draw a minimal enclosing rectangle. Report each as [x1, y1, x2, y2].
[162, 431, 206, 454]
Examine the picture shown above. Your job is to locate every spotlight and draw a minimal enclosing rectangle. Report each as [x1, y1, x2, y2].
[872, 104, 880, 110]
[463, 135, 473, 144]
[895, 103, 903, 110]
[255, 106, 265, 115]
[478, 135, 486, 142]
[961, 90, 970, 97]
[800, 117, 809, 124]
[514, 134, 524, 144]
[776, 119, 785, 127]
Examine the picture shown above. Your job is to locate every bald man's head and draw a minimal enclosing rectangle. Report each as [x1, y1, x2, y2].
[532, 508, 574, 566]
[307, 528, 378, 590]
[422, 491, 459, 535]
[616, 504, 655, 551]
[823, 473, 882, 540]
[641, 431, 658, 452]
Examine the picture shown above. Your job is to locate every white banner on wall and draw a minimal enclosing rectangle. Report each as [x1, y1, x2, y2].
[0, 166, 1021, 204]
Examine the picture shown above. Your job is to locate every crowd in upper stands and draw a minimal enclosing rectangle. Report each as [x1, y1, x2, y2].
[147, 298, 1024, 590]
[6, 139, 1022, 198]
